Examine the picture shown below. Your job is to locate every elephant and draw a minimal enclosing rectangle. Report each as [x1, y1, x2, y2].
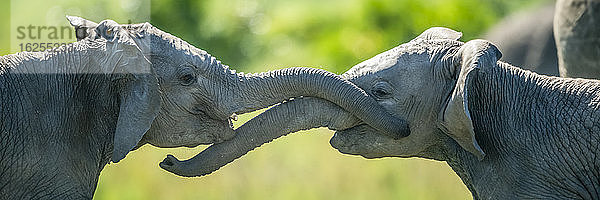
[0, 17, 408, 199]
[162, 27, 600, 199]
[483, 3, 558, 76]
[554, 0, 600, 78]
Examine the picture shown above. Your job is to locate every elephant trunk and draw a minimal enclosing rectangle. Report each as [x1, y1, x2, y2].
[230, 67, 408, 139]
[160, 97, 359, 177]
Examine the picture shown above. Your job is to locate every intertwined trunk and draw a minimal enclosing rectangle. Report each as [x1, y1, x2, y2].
[230, 67, 408, 139]
[191, 49, 408, 139]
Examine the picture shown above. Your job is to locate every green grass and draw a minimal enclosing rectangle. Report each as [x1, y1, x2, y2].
[0, 0, 9, 55]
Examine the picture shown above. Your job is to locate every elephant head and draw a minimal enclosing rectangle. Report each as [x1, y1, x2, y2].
[66, 16, 409, 163]
[161, 27, 501, 177]
[331, 28, 500, 160]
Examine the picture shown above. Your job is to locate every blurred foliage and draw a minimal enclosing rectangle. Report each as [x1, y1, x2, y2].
[0, 0, 9, 55]
[149, 0, 549, 74]
[1, 0, 551, 199]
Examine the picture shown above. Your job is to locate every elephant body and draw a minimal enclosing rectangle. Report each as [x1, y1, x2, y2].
[441, 63, 600, 199]
[0, 41, 123, 199]
[176, 28, 600, 199]
[554, 0, 600, 78]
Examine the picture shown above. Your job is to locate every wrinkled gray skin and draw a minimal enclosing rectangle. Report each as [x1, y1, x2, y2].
[484, 3, 559, 76]
[0, 16, 407, 199]
[555, 0, 600, 78]
[173, 28, 600, 199]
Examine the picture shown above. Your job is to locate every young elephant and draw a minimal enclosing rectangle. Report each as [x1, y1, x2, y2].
[165, 27, 600, 199]
[0, 17, 407, 198]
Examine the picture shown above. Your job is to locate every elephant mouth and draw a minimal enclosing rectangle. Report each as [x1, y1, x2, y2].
[329, 125, 393, 159]
[329, 134, 385, 159]
[329, 128, 365, 155]
[188, 104, 236, 125]
[179, 115, 236, 148]
[209, 117, 236, 144]
[181, 118, 234, 147]
[183, 143, 206, 148]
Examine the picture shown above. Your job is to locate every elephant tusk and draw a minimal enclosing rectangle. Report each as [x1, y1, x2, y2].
[229, 113, 238, 121]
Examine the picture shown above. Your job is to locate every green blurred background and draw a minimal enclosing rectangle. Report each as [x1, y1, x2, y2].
[0, 0, 550, 199]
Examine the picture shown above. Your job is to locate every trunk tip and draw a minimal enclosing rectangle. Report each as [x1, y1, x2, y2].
[159, 154, 219, 177]
[379, 118, 410, 140]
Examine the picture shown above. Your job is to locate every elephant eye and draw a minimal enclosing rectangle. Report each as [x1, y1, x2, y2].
[180, 73, 196, 86]
[372, 82, 393, 99]
[179, 65, 197, 86]
[372, 88, 391, 98]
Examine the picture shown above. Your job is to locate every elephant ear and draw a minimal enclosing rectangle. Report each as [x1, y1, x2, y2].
[413, 27, 463, 41]
[441, 39, 502, 160]
[93, 20, 160, 163]
[66, 16, 99, 41]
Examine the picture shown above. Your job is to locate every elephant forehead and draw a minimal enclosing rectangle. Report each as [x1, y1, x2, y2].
[344, 44, 431, 78]
[123, 23, 211, 59]
[351, 55, 398, 75]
